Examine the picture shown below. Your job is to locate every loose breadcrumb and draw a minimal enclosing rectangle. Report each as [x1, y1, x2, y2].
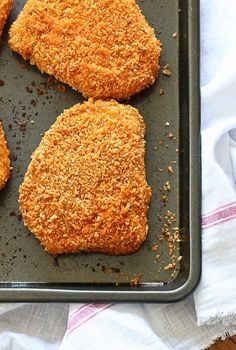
[159, 88, 165, 96]
[0, 123, 10, 190]
[0, 0, 12, 39]
[164, 263, 175, 270]
[167, 165, 174, 173]
[19, 99, 152, 256]
[163, 181, 171, 192]
[9, 0, 161, 100]
[130, 273, 142, 286]
[152, 244, 158, 252]
[163, 64, 172, 77]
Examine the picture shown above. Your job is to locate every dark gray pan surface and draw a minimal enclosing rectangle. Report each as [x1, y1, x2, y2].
[0, 0, 200, 301]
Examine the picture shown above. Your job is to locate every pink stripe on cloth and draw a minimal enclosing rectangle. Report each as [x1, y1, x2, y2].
[69, 303, 90, 320]
[203, 213, 236, 229]
[202, 202, 236, 228]
[202, 200, 236, 217]
[66, 303, 113, 336]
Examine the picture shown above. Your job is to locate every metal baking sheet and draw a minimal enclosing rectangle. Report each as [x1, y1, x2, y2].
[0, 0, 201, 302]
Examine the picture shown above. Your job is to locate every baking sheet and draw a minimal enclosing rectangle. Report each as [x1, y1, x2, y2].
[0, 0, 200, 301]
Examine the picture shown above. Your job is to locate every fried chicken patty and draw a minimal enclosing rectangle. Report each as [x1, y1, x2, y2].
[0, 123, 10, 190]
[0, 0, 12, 39]
[19, 100, 151, 255]
[9, 0, 161, 100]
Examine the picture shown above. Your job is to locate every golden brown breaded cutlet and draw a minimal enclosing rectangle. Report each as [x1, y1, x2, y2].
[0, 0, 12, 39]
[0, 123, 10, 190]
[19, 100, 151, 256]
[9, 0, 161, 100]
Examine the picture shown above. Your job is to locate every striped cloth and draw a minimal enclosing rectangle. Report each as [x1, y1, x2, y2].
[202, 202, 236, 229]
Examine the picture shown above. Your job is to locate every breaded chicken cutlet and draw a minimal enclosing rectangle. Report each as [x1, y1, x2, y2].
[19, 100, 151, 256]
[0, 0, 12, 39]
[9, 0, 161, 100]
[0, 123, 10, 190]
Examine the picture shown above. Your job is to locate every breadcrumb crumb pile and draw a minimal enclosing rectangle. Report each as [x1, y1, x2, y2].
[0, 0, 12, 38]
[19, 100, 151, 255]
[0, 123, 10, 190]
[9, 0, 161, 100]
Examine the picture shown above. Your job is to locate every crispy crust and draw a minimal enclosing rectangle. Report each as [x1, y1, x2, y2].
[0, 0, 12, 39]
[9, 0, 161, 100]
[0, 123, 10, 190]
[19, 100, 151, 255]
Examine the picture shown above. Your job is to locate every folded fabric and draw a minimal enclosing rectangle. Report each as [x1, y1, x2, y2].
[0, 303, 68, 350]
[59, 301, 236, 350]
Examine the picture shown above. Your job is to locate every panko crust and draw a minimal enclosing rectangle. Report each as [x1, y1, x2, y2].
[19, 100, 151, 256]
[0, 123, 10, 190]
[9, 0, 161, 100]
[0, 0, 12, 39]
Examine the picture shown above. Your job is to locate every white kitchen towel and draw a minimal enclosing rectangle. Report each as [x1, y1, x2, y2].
[58, 1, 236, 349]
[59, 300, 236, 350]
[0, 303, 68, 350]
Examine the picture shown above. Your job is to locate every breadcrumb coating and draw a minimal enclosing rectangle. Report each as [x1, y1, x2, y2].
[0, 0, 12, 39]
[9, 0, 161, 100]
[0, 123, 10, 190]
[19, 100, 151, 255]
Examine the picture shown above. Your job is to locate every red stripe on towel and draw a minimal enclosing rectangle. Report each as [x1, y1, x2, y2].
[202, 201, 236, 217]
[202, 202, 236, 228]
[69, 304, 90, 320]
[67, 303, 113, 335]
